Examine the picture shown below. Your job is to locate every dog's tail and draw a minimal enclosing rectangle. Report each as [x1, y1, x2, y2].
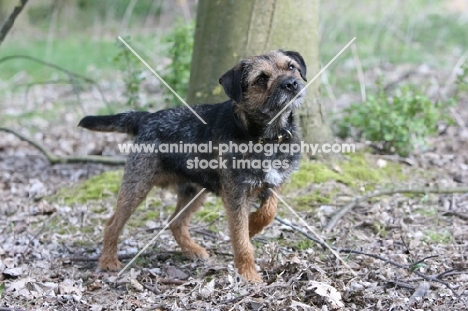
[78, 111, 150, 135]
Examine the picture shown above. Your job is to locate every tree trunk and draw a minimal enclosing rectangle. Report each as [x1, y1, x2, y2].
[187, 0, 333, 148]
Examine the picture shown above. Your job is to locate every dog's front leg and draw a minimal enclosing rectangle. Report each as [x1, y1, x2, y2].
[222, 190, 262, 282]
[249, 187, 280, 238]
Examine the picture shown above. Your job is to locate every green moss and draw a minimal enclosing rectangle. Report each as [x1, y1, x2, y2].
[81, 226, 95, 234]
[282, 152, 408, 207]
[424, 230, 451, 244]
[292, 190, 333, 211]
[284, 152, 406, 193]
[372, 221, 387, 238]
[196, 198, 223, 223]
[285, 161, 345, 190]
[128, 204, 161, 228]
[55, 170, 123, 205]
[143, 211, 159, 221]
[91, 206, 108, 214]
[415, 207, 438, 217]
[295, 238, 314, 250]
[72, 239, 95, 248]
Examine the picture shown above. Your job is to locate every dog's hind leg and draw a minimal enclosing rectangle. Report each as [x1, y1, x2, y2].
[99, 156, 155, 271]
[169, 184, 209, 259]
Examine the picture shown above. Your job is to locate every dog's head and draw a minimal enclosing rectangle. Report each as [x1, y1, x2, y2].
[219, 50, 307, 120]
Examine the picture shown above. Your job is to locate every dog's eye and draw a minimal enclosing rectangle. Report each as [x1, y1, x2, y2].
[256, 76, 268, 85]
[289, 64, 295, 71]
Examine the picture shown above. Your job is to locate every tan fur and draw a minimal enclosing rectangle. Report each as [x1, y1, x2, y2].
[97, 50, 305, 282]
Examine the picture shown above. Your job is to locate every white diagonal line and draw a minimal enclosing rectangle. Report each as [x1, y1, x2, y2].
[118, 188, 206, 275]
[117, 36, 207, 125]
[269, 189, 358, 276]
[268, 37, 356, 124]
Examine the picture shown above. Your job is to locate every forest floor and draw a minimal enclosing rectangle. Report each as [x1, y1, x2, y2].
[1, 1, 468, 310]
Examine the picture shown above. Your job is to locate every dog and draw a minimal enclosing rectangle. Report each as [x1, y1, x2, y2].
[78, 49, 307, 282]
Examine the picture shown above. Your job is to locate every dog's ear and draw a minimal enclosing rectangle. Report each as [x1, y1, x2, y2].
[283, 50, 307, 82]
[219, 62, 244, 103]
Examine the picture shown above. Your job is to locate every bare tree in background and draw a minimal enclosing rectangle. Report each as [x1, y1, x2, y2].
[0, 0, 29, 47]
[187, 0, 333, 148]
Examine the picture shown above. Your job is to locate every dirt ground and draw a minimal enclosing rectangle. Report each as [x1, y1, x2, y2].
[0, 59, 467, 310]
[1, 1, 468, 309]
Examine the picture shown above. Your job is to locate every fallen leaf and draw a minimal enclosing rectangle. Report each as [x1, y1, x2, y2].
[3, 267, 23, 278]
[308, 281, 345, 308]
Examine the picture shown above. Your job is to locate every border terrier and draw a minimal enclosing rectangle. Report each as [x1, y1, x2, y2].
[79, 50, 307, 282]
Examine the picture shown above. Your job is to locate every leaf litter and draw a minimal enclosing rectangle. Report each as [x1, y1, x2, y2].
[1, 66, 468, 310]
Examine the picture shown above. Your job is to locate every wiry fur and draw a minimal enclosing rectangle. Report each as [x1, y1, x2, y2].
[79, 50, 307, 282]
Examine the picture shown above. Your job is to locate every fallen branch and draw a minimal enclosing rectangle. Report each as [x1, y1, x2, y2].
[141, 282, 162, 295]
[442, 211, 468, 221]
[325, 186, 468, 232]
[274, 215, 325, 248]
[0, 0, 29, 46]
[0, 127, 125, 165]
[0, 55, 109, 107]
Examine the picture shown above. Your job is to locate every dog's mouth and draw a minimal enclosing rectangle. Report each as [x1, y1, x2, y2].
[264, 84, 305, 114]
[285, 88, 305, 109]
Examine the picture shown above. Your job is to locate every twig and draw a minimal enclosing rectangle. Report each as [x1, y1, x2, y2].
[159, 278, 186, 285]
[0, 55, 109, 107]
[120, 0, 139, 32]
[450, 107, 467, 129]
[325, 186, 468, 232]
[412, 270, 460, 297]
[274, 215, 326, 248]
[338, 248, 407, 269]
[271, 189, 358, 277]
[22, 215, 57, 258]
[383, 69, 417, 93]
[411, 255, 439, 267]
[387, 280, 416, 290]
[225, 275, 298, 307]
[142, 282, 162, 295]
[0, 0, 29, 46]
[436, 269, 468, 279]
[276, 218, 463, 297]
[351, 43, 366, 102]
[320, 66, 336, 103]
[445, 51, 467, 94]
[0, 127, 125, 165]
[339, 248, 460, 297]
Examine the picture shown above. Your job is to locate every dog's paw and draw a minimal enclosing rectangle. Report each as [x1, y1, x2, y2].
[239, 267, 262, 283]
[185, 245, 210, 260]
[99, 256, 122, 271]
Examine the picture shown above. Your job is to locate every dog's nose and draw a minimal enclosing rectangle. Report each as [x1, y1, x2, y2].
[281, 78, 298, 91]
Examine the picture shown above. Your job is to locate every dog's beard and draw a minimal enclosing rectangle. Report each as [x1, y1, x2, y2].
[264, 89, 305, 115]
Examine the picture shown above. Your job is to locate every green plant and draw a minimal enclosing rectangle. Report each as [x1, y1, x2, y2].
[336, 87, 454, 156]
[161, 20, 195, 107]
[113, 36, 146, 109]
[455, 63, 468, 97]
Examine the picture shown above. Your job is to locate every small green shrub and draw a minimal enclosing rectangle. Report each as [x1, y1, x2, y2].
[336, 87, 454, 156]
[161, 20, 195, 107]
[113, 36, 146, 109]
